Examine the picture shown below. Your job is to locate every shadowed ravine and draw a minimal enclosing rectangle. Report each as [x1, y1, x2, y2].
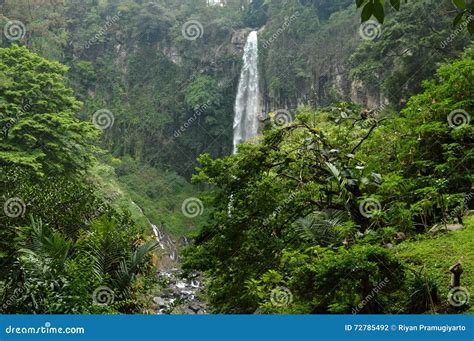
[131, 201, 207, 314]
[145, 31, 261, 314]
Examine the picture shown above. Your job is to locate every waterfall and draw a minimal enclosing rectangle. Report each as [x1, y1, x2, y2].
[233, 31, 260, 154]
[131, 201, 176, 257]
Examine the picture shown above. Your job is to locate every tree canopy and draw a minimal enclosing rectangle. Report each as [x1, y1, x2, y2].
[0, 45, 98, 177]
[355, 0, 474, 33]
[183, 47, 473, 313]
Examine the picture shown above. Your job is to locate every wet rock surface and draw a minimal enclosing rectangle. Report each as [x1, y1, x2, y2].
[131, 201, 207, 314]
[154, 268, 207, 314]
[429, 223, 465, 233]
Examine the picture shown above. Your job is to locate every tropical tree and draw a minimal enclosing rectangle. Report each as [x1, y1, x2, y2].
[0, 45, 98, 177]
[354, 0, 474, 33]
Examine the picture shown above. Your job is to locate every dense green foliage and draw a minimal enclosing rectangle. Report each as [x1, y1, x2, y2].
[111, 156, 205, 236]
[0, 46, 98, 176]
[354, 0, 474, 33]
[358, 49, 474, 229]
[349, 1, 472, 107]
[1, 0, 242, 177]
[0, 0, 472, 316]
[0, 46, 157, 314]
[260, 0, 471, 109]
[2, 0, 469, 177]
[183, 49, 473, 313]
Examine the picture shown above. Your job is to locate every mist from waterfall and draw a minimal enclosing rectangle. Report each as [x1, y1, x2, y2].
[233, 31, 260, 154]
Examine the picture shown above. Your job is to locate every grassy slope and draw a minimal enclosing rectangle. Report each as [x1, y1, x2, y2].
[90, 159, 205, 238]
[394, 216, 474, 313]
[89, 163, 151, 231]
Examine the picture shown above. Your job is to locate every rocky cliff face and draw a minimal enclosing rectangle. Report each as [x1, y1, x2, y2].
[260, 53, 386, 114]
[332, 70, 386, 109]
[252, 9, 388, 114]
[111, 25, 384, 124]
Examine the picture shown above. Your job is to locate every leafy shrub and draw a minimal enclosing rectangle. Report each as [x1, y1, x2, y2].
[250, 245, 406, 314]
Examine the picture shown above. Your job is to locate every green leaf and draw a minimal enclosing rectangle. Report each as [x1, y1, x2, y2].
[468, 20, 474, 34]
[389, 0, 400, 11]
[356, 0, 366, 8]
[361, 2, 374, 22]
[373, 0, 385, 23]
[453, 12, 465, 26]
[453, 0, 466, 9]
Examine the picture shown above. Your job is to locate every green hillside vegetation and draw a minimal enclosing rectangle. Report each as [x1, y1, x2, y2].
[0, 46, 159, 314]
[396, 216, 474, 314]
[101, 157, 205, 237]
[183, 47, 473, 314]
[0, 0, 472, 315]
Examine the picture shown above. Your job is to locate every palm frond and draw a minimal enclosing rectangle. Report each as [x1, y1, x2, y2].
[295, 209, 348, 245]
[86, 218, 125, 282]
[112, 240, 159, 296]
[17, 216, 71, 274]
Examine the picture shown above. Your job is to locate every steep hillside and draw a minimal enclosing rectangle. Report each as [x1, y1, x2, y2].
[1, 0, 472, 317]
[396, 216, 474, 314]
[1, 0, 470, 180]
[259, 0, 471, 110]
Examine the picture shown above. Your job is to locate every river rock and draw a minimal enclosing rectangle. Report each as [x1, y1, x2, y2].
[155, 268, 207, 315]
[153, 297, 168, 308]
[464, 210, 474, 217]
[429, 224, 465, 233]
[396, 232, 406, 241]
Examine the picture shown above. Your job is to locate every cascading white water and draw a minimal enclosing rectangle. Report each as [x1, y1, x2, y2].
[233, 30, 260, 154]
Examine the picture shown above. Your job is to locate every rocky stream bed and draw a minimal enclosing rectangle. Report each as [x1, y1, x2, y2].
[132, 202, 207, 314]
